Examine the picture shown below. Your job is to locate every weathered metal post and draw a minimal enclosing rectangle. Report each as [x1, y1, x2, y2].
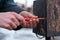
[47, 0, 60, 36]
[33, 0, 60, 40]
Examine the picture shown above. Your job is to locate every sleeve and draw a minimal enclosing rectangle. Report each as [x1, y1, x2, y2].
[1, 0, 25, 13]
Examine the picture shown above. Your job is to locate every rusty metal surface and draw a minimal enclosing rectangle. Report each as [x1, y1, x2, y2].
[47, 0, 60, 36]
[47, 0, 60, 32]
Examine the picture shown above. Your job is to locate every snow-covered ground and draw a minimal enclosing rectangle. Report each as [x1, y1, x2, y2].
[0, 28, 45, 40]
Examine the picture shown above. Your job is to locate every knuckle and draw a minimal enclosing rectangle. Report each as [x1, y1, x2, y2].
[7, 20, 12, 24]
[11, 24, 16, 28]
[7, 25, 10, 27]
[16, 22, 20, 26]
[10, 16, 15, 20]
[5, 24, 10, 28]
[12, 16, 15, 19]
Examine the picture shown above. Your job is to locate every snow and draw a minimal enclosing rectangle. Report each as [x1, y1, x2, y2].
[0, 28, 45, 40]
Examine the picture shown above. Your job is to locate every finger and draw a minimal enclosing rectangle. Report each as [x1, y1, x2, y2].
[2, 24, 13, 30]
[5, 24, 13, 30]
[12, 13, 24, 22]
[35, 18, 39, 23]
[20, 11, 36, 18]
[31, 16, 38, 19]
[7, 20, 17, 29]
[27, 14, 34, 18]
[26, 21, 30, 28]
[32, 16, 39, 23]
[32, 18, 39, 23]
[29, 19, 33, 28]
[21, 20, 27, 28]
[11, 17, 20, 26]
[32, 19, 37, 28]
[34, 16, 39, 23]
[19, 11, 29, 18]
[33, 21, 37, 28]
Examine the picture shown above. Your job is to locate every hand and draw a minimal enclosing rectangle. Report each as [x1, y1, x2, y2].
[0, 12, 25, 30]
[19, 11, 39, 28]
